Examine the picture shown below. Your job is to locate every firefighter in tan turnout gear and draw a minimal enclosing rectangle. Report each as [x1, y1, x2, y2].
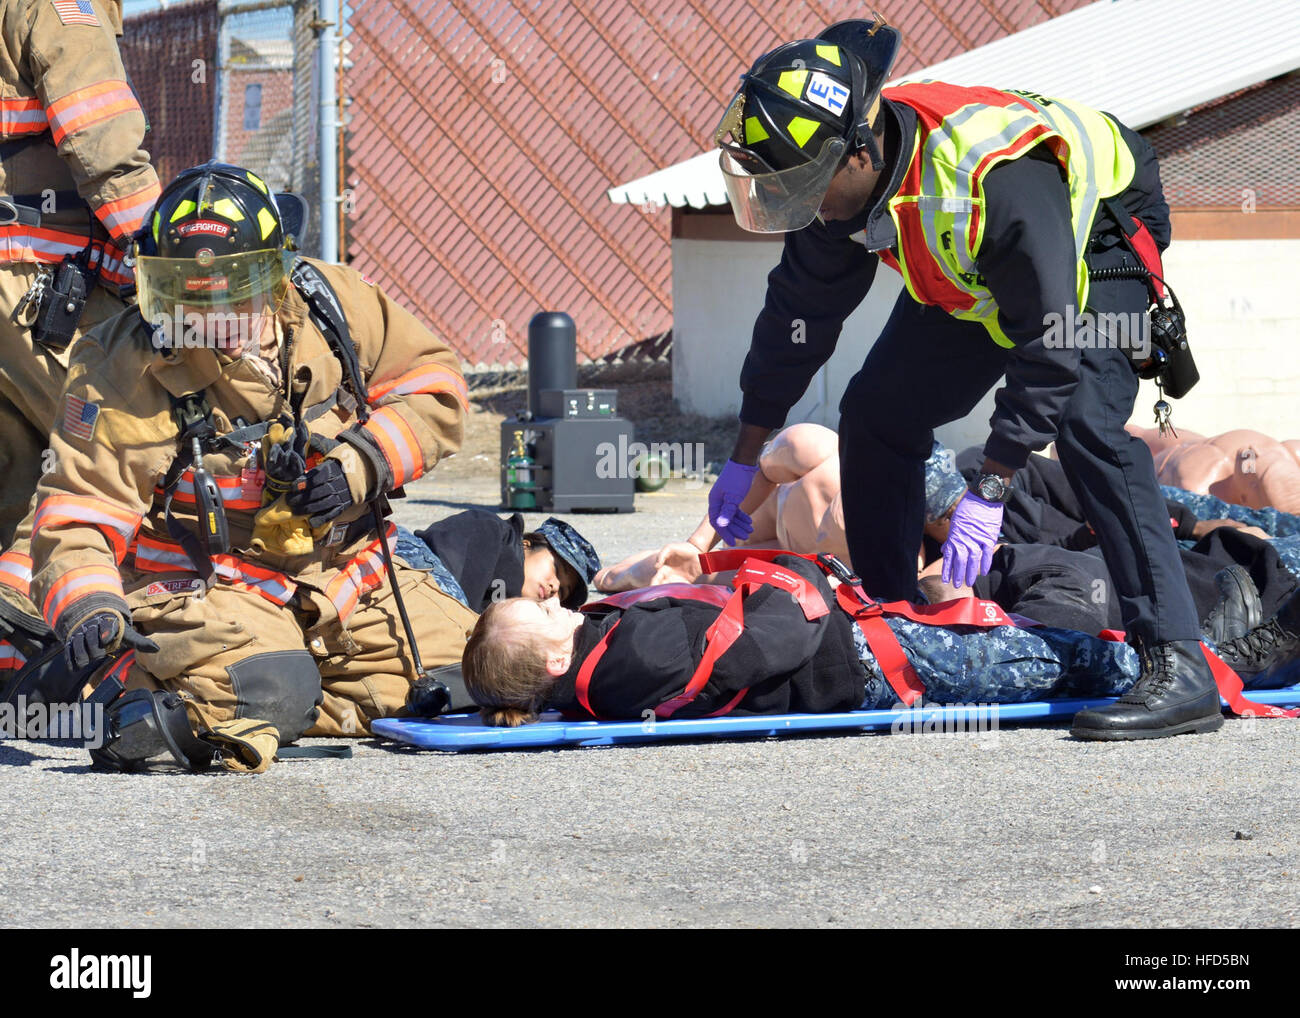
[28, 161, 477, 772]
[0, 0, 159, 556]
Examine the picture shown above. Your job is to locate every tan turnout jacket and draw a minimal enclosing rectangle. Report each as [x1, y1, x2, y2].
[0, 0, 159, 287]
[29, 259, 470, 641]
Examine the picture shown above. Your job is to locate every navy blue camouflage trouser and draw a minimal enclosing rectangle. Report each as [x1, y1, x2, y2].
[854, 617, 1139, 709]
[1162, 486, 1300, 578]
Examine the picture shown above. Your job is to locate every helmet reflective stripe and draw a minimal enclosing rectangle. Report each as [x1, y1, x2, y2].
[787, 116, 820, 148]
[776, 69, 807, 98]
[257, 206, 276, 240]
[210, 198, 244, 222]
[815, 44, 841, 66]
[882, 82, 1137, 348]
[744, 116, 769, 145]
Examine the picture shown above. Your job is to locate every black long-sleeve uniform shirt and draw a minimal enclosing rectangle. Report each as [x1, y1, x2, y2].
[546, 556, 866, 719]
[738, 94, 1169, 471]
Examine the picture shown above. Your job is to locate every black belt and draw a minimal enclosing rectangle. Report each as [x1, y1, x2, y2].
[0, 191, 88, 228]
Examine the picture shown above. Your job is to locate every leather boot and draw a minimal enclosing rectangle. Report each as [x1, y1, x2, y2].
[1213, 588, 1300, 690]
[1200, 565, 1262, 645]
[1071, 639, 1222, 740]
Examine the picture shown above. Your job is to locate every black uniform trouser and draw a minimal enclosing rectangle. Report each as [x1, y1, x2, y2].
[837, 292, 1202, 648]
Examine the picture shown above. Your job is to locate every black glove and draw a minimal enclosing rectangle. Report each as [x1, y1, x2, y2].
[65, 611, 160, 672]
[285, 457, 355, 527]
[262, 427, 308, 497]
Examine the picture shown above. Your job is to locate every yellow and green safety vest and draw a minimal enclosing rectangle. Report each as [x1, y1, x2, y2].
[865, 80, 1137, 347]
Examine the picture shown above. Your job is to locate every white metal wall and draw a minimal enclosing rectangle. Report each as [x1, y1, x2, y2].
[671, 236, 1300, 454]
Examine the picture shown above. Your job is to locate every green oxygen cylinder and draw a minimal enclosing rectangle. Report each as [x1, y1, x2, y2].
[505, 430, 537, 509]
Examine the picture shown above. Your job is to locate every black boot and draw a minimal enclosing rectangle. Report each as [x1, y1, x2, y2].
[1213, 588, 1300, 690]
[1071, 639, 1222, 740]
[1201, 565, 1262, 645]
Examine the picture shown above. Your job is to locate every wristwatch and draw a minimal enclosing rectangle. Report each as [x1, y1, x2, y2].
[971, 473, 1012, 503]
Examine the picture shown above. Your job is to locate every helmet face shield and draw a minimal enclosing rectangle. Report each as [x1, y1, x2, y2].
[136, 248, 294, 354]
[718, 134, 847, 234]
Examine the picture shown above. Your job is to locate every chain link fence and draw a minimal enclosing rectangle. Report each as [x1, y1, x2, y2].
[214, 0, 325, 256]
[119, 0, 218, 187]
[123, 0, 329, 257]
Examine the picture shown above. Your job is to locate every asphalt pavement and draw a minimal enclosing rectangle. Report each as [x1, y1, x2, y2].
[1, 475, 1296, 928]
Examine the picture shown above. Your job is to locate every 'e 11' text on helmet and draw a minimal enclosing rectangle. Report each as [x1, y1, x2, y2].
[714, 16, 901, 233]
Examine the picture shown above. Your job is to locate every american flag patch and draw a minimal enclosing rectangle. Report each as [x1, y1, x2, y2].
[62, 393, 100, 442]
[51, 0, 99, 26]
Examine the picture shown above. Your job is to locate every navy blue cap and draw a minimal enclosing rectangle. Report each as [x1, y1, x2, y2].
[924, 441, 966, 524]
[533, 518, 601, 608]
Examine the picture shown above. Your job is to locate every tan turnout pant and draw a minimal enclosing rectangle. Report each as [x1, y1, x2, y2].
[112, 556, 478, 738]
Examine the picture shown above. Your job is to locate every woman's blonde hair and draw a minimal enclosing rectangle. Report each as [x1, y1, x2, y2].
[462, 600, 560, 727]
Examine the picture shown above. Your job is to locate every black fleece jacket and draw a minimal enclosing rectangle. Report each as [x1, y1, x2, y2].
[546, 556, 866, 719]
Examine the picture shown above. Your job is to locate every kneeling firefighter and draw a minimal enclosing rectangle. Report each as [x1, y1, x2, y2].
[24, 161, 476, 772]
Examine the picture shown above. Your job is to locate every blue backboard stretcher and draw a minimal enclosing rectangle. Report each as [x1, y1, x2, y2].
[370, 686, 1300, 752]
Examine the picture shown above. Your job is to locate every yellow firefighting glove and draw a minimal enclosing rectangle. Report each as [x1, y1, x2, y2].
[250, 497, 318, 556]
[250, 421, 319, 555]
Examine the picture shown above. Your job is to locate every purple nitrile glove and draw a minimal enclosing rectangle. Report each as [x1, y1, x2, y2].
[708, 459, 760, 546]
[941, 490, 1004, 589]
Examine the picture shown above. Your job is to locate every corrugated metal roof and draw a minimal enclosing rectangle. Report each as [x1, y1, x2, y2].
[610, 0, 1300, 210]
[898, 0, 1300, 125]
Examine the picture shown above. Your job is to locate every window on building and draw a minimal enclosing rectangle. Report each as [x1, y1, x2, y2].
[243, 83, 263, 131]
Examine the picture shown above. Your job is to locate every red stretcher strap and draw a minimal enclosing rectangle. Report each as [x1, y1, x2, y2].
[587, 583, 733, 611]
[850, 606, 926, 706]
[656, 590, 747, 719]
[703, 548, 1019, 706]
[698, 547, 809, 573]
[836, 586, 1022, 707]
[732, 558, 828, 620]
[1201, 643, 1299, 718]
[1098, 629, 1297, 719]
[575, 587, 751, 721]
[572, 624, 614, 719]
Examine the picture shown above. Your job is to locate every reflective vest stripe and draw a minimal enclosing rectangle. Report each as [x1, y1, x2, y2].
[43, 564, 125, 630]
[96, 181, 162, 245]
[323, 524, 397, 624]
[156, 470, 262, 511]
[911, 111, 1055, 345]
[0, 97, 46, 135]
[0, 642, 26, 670]
[34, 495, 142, 563]
[133, 535, 297, 607]
[368, 363, 470, 410]
[46, 80, 141, 146]
[363, 407, 422, 488]
[0, 551, 33, 596]
[880, 82, 1136, 346]
[0, 226, 133, 286]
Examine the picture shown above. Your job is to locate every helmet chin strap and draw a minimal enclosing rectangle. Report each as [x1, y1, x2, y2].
[861, 130, 886, 172]
[853, 90, 887, 171]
